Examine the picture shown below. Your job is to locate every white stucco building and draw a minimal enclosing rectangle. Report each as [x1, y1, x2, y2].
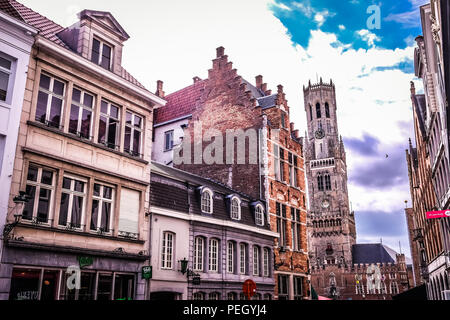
[0, 9, 36, 267]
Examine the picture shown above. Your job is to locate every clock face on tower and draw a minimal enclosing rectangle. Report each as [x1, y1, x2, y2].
[321, 199, 330, 209]
[315, 129, 325, 139]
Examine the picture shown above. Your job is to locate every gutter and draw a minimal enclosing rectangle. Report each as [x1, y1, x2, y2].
[34, 36, 167, 107]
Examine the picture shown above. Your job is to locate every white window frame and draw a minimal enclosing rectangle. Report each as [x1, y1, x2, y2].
[69, 88, 94, 139]
[37, 73, 66, 128]
[99, 100, 121, 149]
[263, 248, 270, 277]
[253, 246, 260, 276]
[161, 231, 174, 270]
[193, 237, 204, 272]
[24, 165, 56, 225]
[255, 204, 264, 226]
[208, 238, 219, 273]
[0, 53, 14, 104]
[124, 110, 143, 157]
[90, 182, 115, 235]
[164, 130, 174, 152]
[230, 196, 241, 220]
[227, 241, 234, 274]
[91, 38, 113, 70]
[59, 174, 87, 230]
[273, 143, 280, 181]
[201, 188, 213, 214]
[209, 292, 220, 300]
[240, 243, 246, 275]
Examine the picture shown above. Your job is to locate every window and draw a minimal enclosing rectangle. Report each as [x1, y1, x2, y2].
[279, 147, 284, 181]
[291, 208, 301, 251]
[390, 282, 399, 294]
[59, 176, 86, 229]
[318, 175, 324, 191]
[289, 152, 298, 187]
[274, 144, 280, 181]
[98, 100, 120, 150]
[230, 197, 240, 220]
[91, 38, 112, 70]
[255, 204, 264, 226]
[278, 275, 289, 300]
[326, 120, 331, 134]
[294, 277, 303, 300]
[281, 112, 286, 128]
[0, 55, 12, 102]
[193, 292, 205, 300]
[263, 248, 270, 277]
[227, 241, 235, 273]
[227, 292, 237, 300]
[23, 165, 55, 223]
[209, 292, 220, 300]
[325, 103, 330, 118]
[193, 237, 204, 272]
[264, 294, 272, 300]
[325, 175, 331, 191]
[164, 130, 174, 151]
[208, 238, 219, 272]
[356, 281, 364, 295]
[253, 293, 262, 300]
[114, 274, 135, 300]
[240, 243, 247, 275]
[316, 103, 321, 119]
[36, 73, 65, 128]
[309, 104, 313, 121]
[118, 188, 140, 239]
[69, 88, 94, 139]
[90, 183, 114, 233]
[276, 203, 287, 247]
[161, 232, 174, 269]
[253, 246, 260, 276]
[124, 111, 143, 157]
[201, 189, 213, 214]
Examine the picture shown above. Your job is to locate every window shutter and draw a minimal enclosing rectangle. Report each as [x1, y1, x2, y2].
[119, 188, 140, 236]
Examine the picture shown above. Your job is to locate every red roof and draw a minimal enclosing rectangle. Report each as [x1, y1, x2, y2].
[0, 0, 148, 91]
[154, 80, 205, 124]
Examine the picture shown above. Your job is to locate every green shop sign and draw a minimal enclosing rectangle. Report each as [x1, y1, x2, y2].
[78, 256, 94, 268]
[142, 266, 152, 279]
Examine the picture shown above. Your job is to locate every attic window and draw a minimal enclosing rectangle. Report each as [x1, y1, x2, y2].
[91, 38, 112, 70]
[230, 196, 241, 220]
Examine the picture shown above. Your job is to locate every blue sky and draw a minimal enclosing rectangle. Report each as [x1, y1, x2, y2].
[18, 0, 426, 256]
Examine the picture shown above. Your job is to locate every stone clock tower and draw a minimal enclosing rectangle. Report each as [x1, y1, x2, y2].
[303, 79, 356, 267]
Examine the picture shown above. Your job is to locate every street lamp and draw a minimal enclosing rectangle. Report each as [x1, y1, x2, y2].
[3, 192, 30, 239]
[180, 258, 189, 275]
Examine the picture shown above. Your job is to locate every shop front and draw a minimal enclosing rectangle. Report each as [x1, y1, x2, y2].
[2, 241, 148, 300]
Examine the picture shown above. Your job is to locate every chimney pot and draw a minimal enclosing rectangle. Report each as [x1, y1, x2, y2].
[156, 80, 165, 98]
[256, 75, 263, 89]
[216, 46, 225, 58]
[193, 76, 201, 84]
[261, 83, 267, 93]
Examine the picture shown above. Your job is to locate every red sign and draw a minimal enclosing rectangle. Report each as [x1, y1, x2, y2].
[242, 279, 257, 300]
[426, 210, 450, 219]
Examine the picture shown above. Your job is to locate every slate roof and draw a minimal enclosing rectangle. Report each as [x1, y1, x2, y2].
[150, 161, 271, 231]
[154, 80, 205, 124]
[0, 0, 148, 91]
[257, 94, 277, 109]
[352, 243, 411, 264]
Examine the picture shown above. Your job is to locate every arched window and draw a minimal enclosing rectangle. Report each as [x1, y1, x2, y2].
[227, 292, 237, 300]
[201, 188, 213, 214]
[318, 175, 324, 191]
[193, 236, 204, 271]
[309, 104, 313, 121]
[230, 196, 241, 220]
[253, 293, 262, 300]
[316, 103, 321, 118]
[209, 292, 220, 300]
[325, 175, 331, 191]
[264, 293, 272, 300]
[161, 232, 174, 269]
[325, 103, 330, 118]
[193, 292, 205, 300]
[255, 204, 264, 226]
[209, 238, 220, 272]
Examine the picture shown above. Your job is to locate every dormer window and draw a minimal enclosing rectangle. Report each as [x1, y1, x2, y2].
[200, 188, 213, 214]
[91, 38, 113, 70]
[255, 204, 265, 226]
[230, 196, 241, 220]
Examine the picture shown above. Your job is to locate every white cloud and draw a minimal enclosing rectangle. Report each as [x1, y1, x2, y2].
[339, 24, 346, 31]
[19, 0, 415, 250]
[357, 29, 381, 47]
[270, 0, 292, 12]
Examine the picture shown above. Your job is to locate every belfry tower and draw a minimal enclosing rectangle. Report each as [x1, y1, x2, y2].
[303, 78, 356, 267]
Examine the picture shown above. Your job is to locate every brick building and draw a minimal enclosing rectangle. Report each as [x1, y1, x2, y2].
[405, 0, 450, 300]
[152, 47, 309, 299]
[0, 1, 166, 300]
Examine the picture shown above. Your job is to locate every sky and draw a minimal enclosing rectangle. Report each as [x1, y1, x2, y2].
[17, 0, 430, 257]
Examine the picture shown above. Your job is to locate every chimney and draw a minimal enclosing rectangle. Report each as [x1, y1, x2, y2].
[290, 122, 295, 132]
[156, 80, 165, 98]
[277, 85, 283, 93]
[216, 46, 225, 58]
[255, 75, 263, 89]
[261, 83, 267, 93]
[294, 130, 299, 139]
[193, 76, 201, 84]
[410, 81, 416, 96]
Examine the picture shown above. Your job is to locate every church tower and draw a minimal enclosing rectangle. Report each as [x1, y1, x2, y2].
[303, 79, 356, 267]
